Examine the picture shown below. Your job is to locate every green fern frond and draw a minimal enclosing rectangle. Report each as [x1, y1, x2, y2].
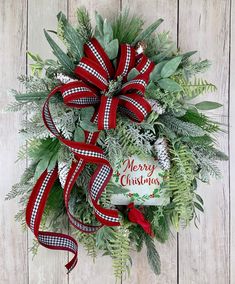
[178, 77, 217, 99]
[165, 143, 197, 228]
[75, 232, 97, 259]
[109, 226, 131, 281]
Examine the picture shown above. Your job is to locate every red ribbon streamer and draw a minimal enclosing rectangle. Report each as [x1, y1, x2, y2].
[26, 37, 154, 272]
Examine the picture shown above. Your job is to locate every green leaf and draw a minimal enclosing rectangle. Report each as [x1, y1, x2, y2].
[34, 158, 49, 180]
[127, 68, 140, 81]
[15, 91, 49, 102]
[57, 12, 83, 61]
[158, 78, 182, 92]
[95, 11, 104, 36]
[195, 194, 204, 205]
[105, 39, 119, 60]
[80, 121, 98, 132]
[195, 101, 222, 110]
[103, 19, 113, 43]
[144, 234, 161, 275]
[74, 127, 85, 142]
[80, 107, 95, 121]
[44, 30, 75, 74]
[150, 61, 167, 81]
[181, 50, 197, 61]
[161, 56, 182, 78]
[133, 18, 163, 45]
[47, 152, 58, 171]
[194, 202, 204, 212]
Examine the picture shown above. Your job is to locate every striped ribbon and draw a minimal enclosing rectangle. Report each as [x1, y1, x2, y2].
[26, 37, 154, 272]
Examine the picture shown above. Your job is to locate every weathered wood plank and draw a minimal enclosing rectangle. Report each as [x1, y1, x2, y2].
[121, 1, 178, 283]
[68, 2, 121, 284]
[27, 1, 68, 283]
[178, 1, 230, 283]
[0, 1, 28, 283]
[230, 0, 235, 283]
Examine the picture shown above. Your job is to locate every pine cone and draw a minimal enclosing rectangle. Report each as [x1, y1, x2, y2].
[147, 99, 166, 115]
[154, 137, 171, 171]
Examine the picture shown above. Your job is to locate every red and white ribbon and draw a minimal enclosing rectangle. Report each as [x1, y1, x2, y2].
[26, 37, 154, 273]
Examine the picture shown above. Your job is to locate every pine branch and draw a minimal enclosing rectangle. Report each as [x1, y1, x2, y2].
[76, 7, 93, 43]
[160, 115, 205, 137]
[144, 234, 161, 275]
[112, 9, 143, 44]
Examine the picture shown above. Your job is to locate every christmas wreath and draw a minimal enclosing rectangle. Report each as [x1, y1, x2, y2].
[7, 8, 228, 280]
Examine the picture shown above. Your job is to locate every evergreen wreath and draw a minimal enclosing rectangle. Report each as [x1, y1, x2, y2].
[7, 7, 228, 280]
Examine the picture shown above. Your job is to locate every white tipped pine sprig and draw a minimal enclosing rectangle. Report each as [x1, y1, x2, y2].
[147, 99, 166, 115]
[58, 162, 70, 189]
[56, 73, 77, 84]
[154, 137, 171, 171]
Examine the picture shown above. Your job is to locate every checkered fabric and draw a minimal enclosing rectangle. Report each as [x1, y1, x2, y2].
[28, 36, 155, 273]
[26, 168, 78, 272]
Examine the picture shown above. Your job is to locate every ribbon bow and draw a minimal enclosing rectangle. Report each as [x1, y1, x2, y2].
[62, 38, 154, 130]
[26, 37, 154, 273]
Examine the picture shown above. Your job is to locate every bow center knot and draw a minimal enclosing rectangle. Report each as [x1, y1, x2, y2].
[103, 76, 123, 97]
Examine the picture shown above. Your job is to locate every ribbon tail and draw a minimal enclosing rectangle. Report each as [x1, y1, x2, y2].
[97, 96, 119, 130]
[127, 203, 154, 237]
[26, 168, 78, 273]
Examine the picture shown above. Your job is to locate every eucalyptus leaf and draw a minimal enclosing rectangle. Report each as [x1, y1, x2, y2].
[95, 11, 104, 36]
[150, 43, 176, 62]
[181, 50, 197, 61]
[57, 12, 84, 61]
[74, 126, 85, 142]
[161, 56, 182, 78]
[34, 159, 49, 180]
[44, 30, 75, 74]
[150, 61, 167, 81]
[80, 121, 98, 132]
[105, 39, 119, 60]
[133, 18, 163, 45]
[103, 19, 113, 43]
[195, 101, 222, 110]
[158, 78, 182, 92]
[47, 153, 58, 171]
[127, 68, 140, 81]
[80, 107, 95, 121]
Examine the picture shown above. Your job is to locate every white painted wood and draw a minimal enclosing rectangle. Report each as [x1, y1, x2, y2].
[230, 0, 235, 283]
[121, 1, 178, 283]
[0, 0, 233, 283]
[178, 0, 230, 283]
[27, 1, 68, 283]
[0, 1, 28, 283]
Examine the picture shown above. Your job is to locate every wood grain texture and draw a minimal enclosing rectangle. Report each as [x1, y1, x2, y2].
[0, 1, 28, 283]
[27, 1, 68, 283]
[178, 0, 230, 283]
[121, 1, 178, 283]
[230, 0, 235, 283]
[0, 0, 233, 283]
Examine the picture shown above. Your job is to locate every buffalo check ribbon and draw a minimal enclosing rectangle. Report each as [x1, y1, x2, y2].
[26, 37, 154, 273]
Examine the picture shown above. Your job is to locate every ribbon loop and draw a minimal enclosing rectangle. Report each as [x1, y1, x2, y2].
[27, 36, 155, 272]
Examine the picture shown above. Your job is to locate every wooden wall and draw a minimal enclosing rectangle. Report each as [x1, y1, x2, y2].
[0, 0, 234, 283]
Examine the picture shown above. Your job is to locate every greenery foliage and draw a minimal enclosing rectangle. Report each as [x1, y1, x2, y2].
[7, 7, 227, 281]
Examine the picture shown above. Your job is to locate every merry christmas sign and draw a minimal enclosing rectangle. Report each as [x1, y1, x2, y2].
[111, 155, 165, 205]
